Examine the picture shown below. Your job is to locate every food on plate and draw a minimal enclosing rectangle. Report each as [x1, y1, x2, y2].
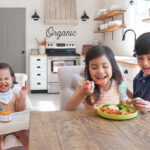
[95, 79, 105, 86]
[99, 104, 135, 115]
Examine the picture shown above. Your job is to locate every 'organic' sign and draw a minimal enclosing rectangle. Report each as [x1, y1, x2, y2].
[46, 27, 77, 40]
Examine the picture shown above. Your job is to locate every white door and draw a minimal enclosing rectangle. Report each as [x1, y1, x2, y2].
[0, 8, 26, 73]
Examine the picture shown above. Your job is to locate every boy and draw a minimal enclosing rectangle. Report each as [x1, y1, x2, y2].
[131, 32, 150, 113]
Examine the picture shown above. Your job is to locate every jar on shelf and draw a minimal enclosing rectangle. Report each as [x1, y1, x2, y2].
[39, 45, 45, 54]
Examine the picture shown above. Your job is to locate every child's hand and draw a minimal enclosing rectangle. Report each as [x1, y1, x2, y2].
[20, 86, 29, 97]
[80, 80, 95, 96]
[120, 99, 132, 105]
[134, 97, 150, 113]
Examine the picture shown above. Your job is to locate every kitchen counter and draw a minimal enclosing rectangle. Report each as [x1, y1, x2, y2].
[80, 55, 138, 66]
[115, 56, 138, 66]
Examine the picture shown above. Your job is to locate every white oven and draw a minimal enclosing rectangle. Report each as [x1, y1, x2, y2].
[47, 56, 80, 93]
[46, 42, 80, 93]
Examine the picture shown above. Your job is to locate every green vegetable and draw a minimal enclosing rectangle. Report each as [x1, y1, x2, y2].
[120, 108, 127, 112]
[102, 104, 110, 107]
[117, 104, 125, 110]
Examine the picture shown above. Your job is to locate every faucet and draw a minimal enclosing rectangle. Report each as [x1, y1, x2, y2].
[122, 29, 136, 41]
[122, 29, 137, 57]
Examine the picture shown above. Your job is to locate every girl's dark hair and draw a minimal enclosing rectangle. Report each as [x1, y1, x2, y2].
[135, 32, 150, 55]
[0, 63, 15, 83]
[84, 45, 123, 105]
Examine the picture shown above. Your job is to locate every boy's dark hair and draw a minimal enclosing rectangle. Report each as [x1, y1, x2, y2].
[0, 63, 15, 78]
[84, 45, 123, 105]
[135, 32, 150, 55]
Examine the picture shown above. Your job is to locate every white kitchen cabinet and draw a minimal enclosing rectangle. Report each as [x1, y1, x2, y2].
[80, 55, 85, 66]
[30, 55, 47, 93]
[117, 62, 140, 92]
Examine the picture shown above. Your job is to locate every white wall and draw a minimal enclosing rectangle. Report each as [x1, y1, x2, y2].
[0, 0, 104, 75]
[0, 0, 150, 73]
[101, 0, 150, 56]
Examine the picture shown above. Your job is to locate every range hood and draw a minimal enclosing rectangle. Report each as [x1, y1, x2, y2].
[44, 0, 78, 25]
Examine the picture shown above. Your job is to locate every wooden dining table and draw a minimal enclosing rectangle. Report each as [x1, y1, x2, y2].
[29, 110, 150, 150]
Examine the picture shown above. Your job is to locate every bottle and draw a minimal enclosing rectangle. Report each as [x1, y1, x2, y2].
[0, 109, 12, 123]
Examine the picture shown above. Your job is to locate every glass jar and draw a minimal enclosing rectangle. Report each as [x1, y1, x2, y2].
[0, 109, 12, 123]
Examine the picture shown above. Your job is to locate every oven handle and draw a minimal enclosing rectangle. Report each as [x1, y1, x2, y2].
[47, 57, 79, 61]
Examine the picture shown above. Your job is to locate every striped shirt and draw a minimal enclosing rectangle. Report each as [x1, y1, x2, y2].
[84, 80, 120, 109]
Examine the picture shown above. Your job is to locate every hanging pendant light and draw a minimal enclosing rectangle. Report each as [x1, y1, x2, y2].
[81, 10, 89, 21]
[31, 10, 40, 21]
[129, 0, 134, 5]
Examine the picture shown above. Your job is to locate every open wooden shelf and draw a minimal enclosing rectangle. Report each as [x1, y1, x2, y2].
[142, 18, 150, 23]
[94, 10, 126, 21]
[94, 25, 126, 33]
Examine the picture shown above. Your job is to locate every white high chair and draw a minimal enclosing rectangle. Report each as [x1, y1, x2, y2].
[15, 73, 28, 87]
[2, 73, 32, 150]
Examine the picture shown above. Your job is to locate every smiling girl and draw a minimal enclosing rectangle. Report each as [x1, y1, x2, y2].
[0, 63, 29, 150]
[65, 45, 128, 110]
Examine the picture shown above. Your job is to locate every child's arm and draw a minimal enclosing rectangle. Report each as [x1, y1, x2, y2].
[65, 80, 94, 110]
[127, 88, 133, 98]
[16, 86, 28, 112]
[0, 135, 3, 150]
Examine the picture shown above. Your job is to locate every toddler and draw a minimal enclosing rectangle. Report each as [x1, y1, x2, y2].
[0, 63, 29, 150]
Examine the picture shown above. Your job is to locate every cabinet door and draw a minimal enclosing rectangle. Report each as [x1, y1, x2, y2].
[30, 55, 47, 90]
[117, 63, 140, 92]
[80, 56, 85, 66]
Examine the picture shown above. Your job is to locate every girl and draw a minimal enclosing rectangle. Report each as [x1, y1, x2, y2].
[0, 63, 29, 150]
[66, 45, 128, 110]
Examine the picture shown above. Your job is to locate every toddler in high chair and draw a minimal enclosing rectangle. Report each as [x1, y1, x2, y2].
[0, 63, 29, 150]
[65, 45, 129, 110]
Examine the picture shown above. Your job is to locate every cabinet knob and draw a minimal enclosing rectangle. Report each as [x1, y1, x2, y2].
[37, 59, 41, 61]
[37, 82, 41, 85]
[37, 66, 41, 68]
[124, 69, 128, 74]
[21, 51, 25, 54]
[37, 74, 41, 76]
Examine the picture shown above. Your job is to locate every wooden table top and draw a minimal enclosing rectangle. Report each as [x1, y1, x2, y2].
[29, 110, 150, 150]
[0, 110, 30, 135]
